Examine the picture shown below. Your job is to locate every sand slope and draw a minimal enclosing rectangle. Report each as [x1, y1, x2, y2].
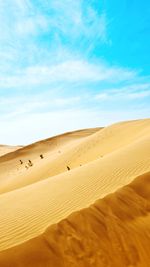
[0, 145, 22, 157]
[0, 119, 149, 252]
[0, 172, 149, 267]
[0, 119, 150, 266]
[0, 119, 150, 194]
[0, 127, 101, 194]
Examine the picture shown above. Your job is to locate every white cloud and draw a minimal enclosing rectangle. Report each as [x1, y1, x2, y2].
[0, 94, 82, 119]
[110, 83, 150, 94]
[53, 97, 81, 106]
[14, 0, 32, 13]
[15, 15, 49, 36]
[0, 60, 136, 88]
[0, 0, 149, 146]
[22, 61, 137, 83]
[94, 93, 108, 100]
[127, 91, 150, 99]
[0, 0, 111, 85]
[0, 0, 108, 42]
[94, 83, 150, 101]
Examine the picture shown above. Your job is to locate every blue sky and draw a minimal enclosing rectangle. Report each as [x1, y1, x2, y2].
[0, 0, 150, 145]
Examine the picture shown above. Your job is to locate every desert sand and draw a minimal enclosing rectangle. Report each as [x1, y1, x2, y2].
[0, 119, 150, 266]
[0, 145, 22, 157]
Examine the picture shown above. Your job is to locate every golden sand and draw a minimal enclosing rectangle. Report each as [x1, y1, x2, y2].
[0, 145, 22, 157]
[0, 119, 149, 266]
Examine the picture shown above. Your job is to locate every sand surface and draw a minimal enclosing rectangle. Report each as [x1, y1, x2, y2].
[0, 145, 22, 157]
[0, 172, 149, 267]
[0, 119, 150, 266]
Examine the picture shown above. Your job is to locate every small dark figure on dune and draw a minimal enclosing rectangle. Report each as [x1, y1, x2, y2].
[67, 166, 70, 171]
[28, 160, 33, 167]
[40, 154, 44, 159]
[20, 160, 23, 164]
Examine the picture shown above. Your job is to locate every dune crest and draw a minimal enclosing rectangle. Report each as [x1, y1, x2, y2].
[0, 119, 149, 194]
[0, 127, 101, 193]
[0, 145, 22, 157]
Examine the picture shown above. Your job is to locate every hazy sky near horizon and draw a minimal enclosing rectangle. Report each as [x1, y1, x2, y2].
[0, 0, 150, 145]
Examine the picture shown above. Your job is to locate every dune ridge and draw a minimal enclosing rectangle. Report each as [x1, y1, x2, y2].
[0, 172, 149, 267]
[0, 127, 101, 193]
[0, 119, 149, 194]
[0, 127, 100, 163]
[0, 145, 22, 157]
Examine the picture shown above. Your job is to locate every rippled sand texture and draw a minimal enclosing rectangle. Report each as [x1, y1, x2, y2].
[0, 119, 149, 266]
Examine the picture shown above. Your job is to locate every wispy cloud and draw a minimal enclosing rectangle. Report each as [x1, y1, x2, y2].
[94, 93, 108, 100]
[127, 91, 150, 99]
[0, 0, 109, 71]
[0, 93, 82, 119]
[94, 83, 150, 101]
[0, 0, 149, 145]
[0, 60, 136, 88]
[15, 15, 49, 36]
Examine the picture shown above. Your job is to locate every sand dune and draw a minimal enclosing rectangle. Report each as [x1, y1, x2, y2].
[0, 172, 149, 267]
[0, 119, 150, 266]
[0, 145, 22, 157]
[0, 127, 101, 194]
[0, 119, 149, 194]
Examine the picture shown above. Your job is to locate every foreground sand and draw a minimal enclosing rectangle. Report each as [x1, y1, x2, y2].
[0, 119, 150, 266]
[0, 172, 149, 267]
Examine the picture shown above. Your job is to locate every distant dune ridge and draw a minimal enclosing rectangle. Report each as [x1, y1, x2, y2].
[0, 119, 150, 266]
[0, 145, 22, 157]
